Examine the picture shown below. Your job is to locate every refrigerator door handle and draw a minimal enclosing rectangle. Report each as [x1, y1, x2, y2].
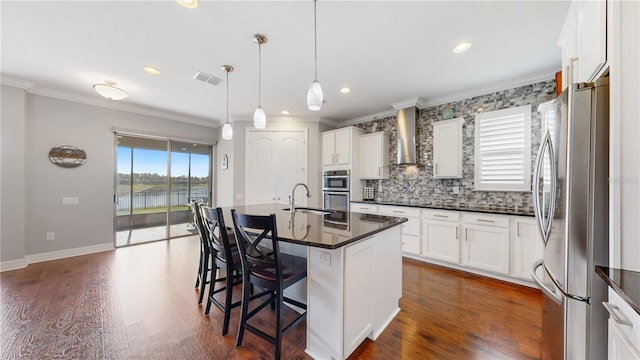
[532, 259, 563, 305]
[533, 131, 557, 246]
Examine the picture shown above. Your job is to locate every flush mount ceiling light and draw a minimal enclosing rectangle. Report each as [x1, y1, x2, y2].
[93, 80, 128, 100]
[176, 0, 198, 9]
[221, 65, 234, 140]
[281, 110, 290, 115]
[143, 66, 160, 75]
[307, 0, 323, 111]
[253, 34, 267, 129]
[452, 41, 473, 54]
[339, 87, 351, 94]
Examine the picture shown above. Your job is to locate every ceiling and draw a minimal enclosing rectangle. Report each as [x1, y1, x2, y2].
[1, 1, 570, 128]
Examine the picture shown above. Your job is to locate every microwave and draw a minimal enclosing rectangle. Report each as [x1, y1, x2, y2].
[323, 170, 349, 191]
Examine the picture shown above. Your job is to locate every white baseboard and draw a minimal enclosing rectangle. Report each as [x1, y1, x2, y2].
[1, 243, 114, 272]
[0, 258, 28, 272]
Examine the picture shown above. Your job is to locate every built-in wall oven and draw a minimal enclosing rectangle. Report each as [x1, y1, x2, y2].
[322, 170, 350, 211]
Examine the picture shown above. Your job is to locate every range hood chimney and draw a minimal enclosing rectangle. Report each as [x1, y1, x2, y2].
[396, 106, 417, 165]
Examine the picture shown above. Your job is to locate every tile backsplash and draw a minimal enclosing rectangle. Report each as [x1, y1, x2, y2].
[355, 79, 556, 212]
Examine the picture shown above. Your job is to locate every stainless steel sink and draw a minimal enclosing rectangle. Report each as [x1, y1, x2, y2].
[282, 207, 333, 215]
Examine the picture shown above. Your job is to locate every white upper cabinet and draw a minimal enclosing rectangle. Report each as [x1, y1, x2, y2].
[433, 117, 464, 178]
[559, 0, 607, 90]
[359, 131, 389, 180]
[322, 127, 364, 168]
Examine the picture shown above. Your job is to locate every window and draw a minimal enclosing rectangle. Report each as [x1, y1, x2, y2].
[474, 105, 531, 191]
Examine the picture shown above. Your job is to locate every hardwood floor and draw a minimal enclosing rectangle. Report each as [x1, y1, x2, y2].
[0, 235, 542, 359]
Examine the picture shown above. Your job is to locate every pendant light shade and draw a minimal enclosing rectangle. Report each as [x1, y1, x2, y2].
[253, 107, 266, 129]
[307, 81, 323, 111]
[222, 123, 233, 140]
[307, 0, 323, 111]
[253, 34, 268, 129]
[221, 65, 234, 140]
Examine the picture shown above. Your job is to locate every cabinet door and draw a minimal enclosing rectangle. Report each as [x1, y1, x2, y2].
[608, 318, 640, 359]
[246, 133, 277, 203]
[359, 133, 381, 179]
[401, 234, 420, 255]
[343, 239, 373, 356]
[422, 220, 460, 263]
[433, 118, 463, 178]
[322, 132, 336, 166]
[578, 0, 607, 82]
[512, 218, 543, 280]
[334, 129, 351, 165]
[275, 132, 308, 206]
[462, 224, 509, 274]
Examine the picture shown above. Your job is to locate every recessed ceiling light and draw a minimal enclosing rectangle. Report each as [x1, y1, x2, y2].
[181, 147, 187, 151]
[176, 0, 198, 9]
[339, 87, 351, 94]
[452, 42, 472, 54]
[192, 144, 198, 147]
[281, 110, 290, 115]
[143, 66, 160, 75]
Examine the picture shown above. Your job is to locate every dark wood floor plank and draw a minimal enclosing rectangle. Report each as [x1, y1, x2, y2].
[0, 236, 542, 359]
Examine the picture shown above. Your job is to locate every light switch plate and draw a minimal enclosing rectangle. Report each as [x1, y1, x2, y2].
[453, 186, 460, 194]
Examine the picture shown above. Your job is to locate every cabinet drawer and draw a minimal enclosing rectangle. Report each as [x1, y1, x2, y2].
[378, 206, 421, 218]
[462, 213, 509, 228]
[351, 203, 378, 214]
[422, 209, 460, 222]
[607, 289, 640, 347]
[401, 235, 420, 255]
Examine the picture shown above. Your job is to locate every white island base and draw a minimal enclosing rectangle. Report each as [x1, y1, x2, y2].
[305, 226, 402, 360]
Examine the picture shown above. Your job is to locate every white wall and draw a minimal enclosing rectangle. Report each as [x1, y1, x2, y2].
[1, 89, 217, 267]
[1, 85, 27, 265]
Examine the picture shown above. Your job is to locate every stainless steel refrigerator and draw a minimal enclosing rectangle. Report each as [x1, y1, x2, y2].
[531, 77, 609, 359]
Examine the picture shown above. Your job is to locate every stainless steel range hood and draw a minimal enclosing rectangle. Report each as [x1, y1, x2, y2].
[396, 106, 417, 165]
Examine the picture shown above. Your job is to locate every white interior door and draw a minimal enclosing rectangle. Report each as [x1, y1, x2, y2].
[246, 129, 308, 205]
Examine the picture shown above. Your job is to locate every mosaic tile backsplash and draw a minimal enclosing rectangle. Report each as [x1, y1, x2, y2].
[355, 79, 557, 213]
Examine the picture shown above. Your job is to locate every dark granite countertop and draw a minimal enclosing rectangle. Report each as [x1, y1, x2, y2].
[351, 199, 534, 217]
[596, 266, 640, 315]
[220, 203, 407, 250]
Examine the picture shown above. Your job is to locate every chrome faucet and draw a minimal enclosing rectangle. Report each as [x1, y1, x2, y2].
[289, 183, 311, 216]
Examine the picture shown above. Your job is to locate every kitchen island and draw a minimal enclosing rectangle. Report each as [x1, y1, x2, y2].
[220, 204, 407, 360]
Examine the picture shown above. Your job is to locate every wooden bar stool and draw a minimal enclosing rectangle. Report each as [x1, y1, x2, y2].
[230, 210, 307, 360]
[200, 206, 243, 336]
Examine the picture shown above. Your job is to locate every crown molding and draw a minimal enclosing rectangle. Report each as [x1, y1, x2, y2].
[341, 68, 559, 126]
[230, 113, 340, 128]
[1, 76, 219, 128]
[0, 75, 34, 89]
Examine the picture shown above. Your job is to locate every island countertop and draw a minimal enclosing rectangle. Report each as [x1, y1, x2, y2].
[220, 203, 407, 250]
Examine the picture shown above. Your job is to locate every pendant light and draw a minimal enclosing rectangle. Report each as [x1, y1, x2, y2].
[253, 34, 267, 129]
[93, 80, 128, 100]
[221, 65, 234, 140]
[307, 0, 323, 111]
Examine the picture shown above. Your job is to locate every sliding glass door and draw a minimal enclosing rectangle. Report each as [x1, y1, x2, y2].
[115, 134, 211, 247]
[170, 141, 211, 238]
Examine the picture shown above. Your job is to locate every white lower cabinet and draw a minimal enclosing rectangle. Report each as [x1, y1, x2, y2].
[421, 210, 460, 263]
[350, 202, 541, 285]
[511, 217, 544, 280]
[461, 214, 510, 275]
[605, 289, 640, 359]
[378, 205, 421, 255]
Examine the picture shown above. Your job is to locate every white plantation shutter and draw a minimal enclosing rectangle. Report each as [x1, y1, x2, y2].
[474, 105, 531, 191]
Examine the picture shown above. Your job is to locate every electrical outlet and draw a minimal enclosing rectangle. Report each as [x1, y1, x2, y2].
[453, 186, 460, 194]
[46, 232, 55, 241]
[316, 251, 331, 266]
[62, 197, 79, 205]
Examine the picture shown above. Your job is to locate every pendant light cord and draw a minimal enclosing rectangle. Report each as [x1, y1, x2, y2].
[226, 69, 229, 124]
[258, 42, 262, 107]
[313, 0, 318, 82]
